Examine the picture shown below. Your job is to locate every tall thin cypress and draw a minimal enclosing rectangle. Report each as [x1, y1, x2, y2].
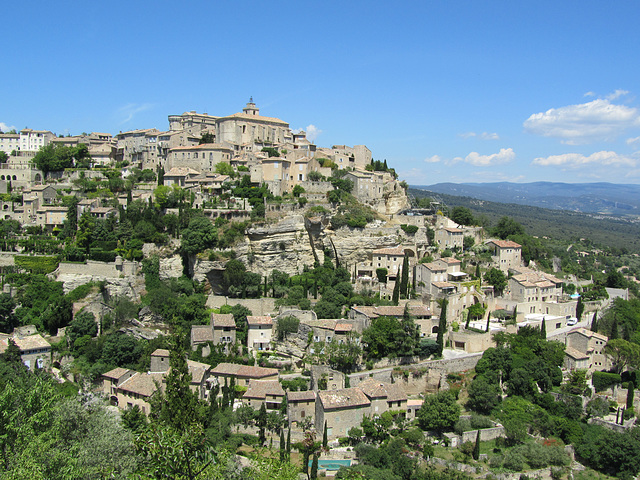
[541, 318, 547, 339]
[323, 420, 328, 448]
[400, 255, 409, 297]
[279, 429, 285, 462]
[436, 299, 448, 357]
[310, 453, 319, 480]
[627, 382, 635, 410]
[591, 310, 598, 332]
[392, 274, 400, 305]
[286, 428, 291, 460]
[485, 311, 491, 333]
[472, 429, 481, 460]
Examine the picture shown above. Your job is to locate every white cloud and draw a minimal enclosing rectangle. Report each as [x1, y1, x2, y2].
[463, 148, 515, 166]
[458, 131, 500, 140]
[0, 122, 16, 132]
[523, 98, 640, 144]
[584, 91, 596, 97]
[626, 136, 640, 145]
[532, 150, 637, 168]
[424, 155, 442, 163]
[606, 89, 629, 101]
[117, 103, 154, 124]
[304, 124, 322, 142]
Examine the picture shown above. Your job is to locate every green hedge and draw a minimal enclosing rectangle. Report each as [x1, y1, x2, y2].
[14, 255, 60, 274]
[592, 371, 621, 392]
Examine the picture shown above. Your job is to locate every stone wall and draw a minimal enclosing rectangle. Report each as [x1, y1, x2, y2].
[460, 426, 505, 443]
[206, 295, 277, 316]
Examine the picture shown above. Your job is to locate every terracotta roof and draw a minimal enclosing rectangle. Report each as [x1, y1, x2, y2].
[488, 240, 521, 248]
[102, 367, 130, 380]
[565, 346, 589, 360]
[187, 360, 211, 384]
[372, 246, 405, 256]
[119, 372, 165, 397]
[358, 377, 407, 402]
[407, 399, 424, 407]
[334, 323, 353, 333]
[244, 379, 285, 400]
[211, 313, 235, 328]
[210, 362, 278, 379]
[287, 390, 316, 402]
[191, 325, 214, 343]
[12, 334, 50, 351]
[247, 315, 273, 326]
[318, 387, 370, 410]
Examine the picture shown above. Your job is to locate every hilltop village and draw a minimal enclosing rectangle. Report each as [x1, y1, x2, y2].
[0, 101, 638, 479]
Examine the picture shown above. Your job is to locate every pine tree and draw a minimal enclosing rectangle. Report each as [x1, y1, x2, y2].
[472, 429, 481, 460]
[541, 318, 547, 339]
[323, 420, 328, 448]
[591, 310, 598, 332]
[436, 299, 448, 357]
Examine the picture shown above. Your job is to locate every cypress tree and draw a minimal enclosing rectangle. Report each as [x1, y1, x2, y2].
[576, 296, 584, 322]
[472, 429, 481, 460]
[392, 274, 400, 305]
[400, 255, 409, 297]
[611, 314, 619, 340]
[591, 310, 598, 332]
[627, 382, 635, 410]
[286, 428, 291, 460]
[436, 299, 448, 357]
[310, 453, 319, 480]
[279, 429, 285, 462]
[475, 264, 481, 280]
[541, 318, 547, 339]
[485, 311, 491, 333]
[323, 420, 328, 448]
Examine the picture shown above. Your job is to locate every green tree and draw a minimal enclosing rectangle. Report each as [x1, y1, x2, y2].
[451, 206, 474, 226]
[493, 216, 525, 239]
[605, 338, 640, 374]
[276, 315, 300, 341]
[375, 268, 387, 284]
[484, 268, 507, 295]
[466, 375, 501, 414]
[199, 132, 215, 144]
[576, 295, 584, 322]
[436, 299, 448, 357]
[417, 390, 460, 433]
[0, 293, 16, 333]
[472, 429, 481, 460]
[181, 216, 217, 256]
[399, 256, 409, 297]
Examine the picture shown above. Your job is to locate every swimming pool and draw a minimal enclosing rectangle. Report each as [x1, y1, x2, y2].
[309, 459, 352, 471]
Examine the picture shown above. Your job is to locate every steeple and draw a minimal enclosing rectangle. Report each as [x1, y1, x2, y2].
[243, 97, 259, 116]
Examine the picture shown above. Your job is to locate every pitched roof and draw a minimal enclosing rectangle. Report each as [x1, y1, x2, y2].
[165, 167, 201, 176]
[569, 327, 608, 342]
[244, 379, 285, 399]
[358, 377, 407, 402]
[287, 390, 316, 402]
[488, 240, 521, 248]
[191, 325, 214, 343]
[12, 334, 50, 351]
[187, 360, 211, 384]
[565, 346, 589, 360]
[151, 349, 170, 357]
[118, 372, 165, 397]
[318, 387, 370, 410]
[211, 313, 235, 328]
[102, 367, 131, 380]
[372, 246, 405, 256]
[334, 323, 353, 333]
[210, 362, 278, 379]
[247, 315, 273, 326]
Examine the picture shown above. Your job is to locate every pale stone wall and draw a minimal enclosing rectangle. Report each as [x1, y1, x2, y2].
[460, 426, 505, 443]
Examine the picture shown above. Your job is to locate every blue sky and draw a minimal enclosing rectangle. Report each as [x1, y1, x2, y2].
[3, 1, 640, 185]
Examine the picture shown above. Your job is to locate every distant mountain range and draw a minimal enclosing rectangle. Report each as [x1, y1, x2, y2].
[412, 182, 640, 216]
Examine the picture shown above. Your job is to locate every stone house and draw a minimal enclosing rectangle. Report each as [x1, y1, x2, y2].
[358, 377, 407, 414]
[287, 390, 316, 427]
[371, 246, 405, 281]
[243, 379, 285, 410]
[348, 304, 434, 335]
[564, 328, 610, 372]
[246, 315, 273, 352]
[509, 269, 563, 303]
[486, 240, 522, 272]
[209, 363, 278, 388]
[167, 143, 233, 173]
[190, 312, 236, 351]
[435, 227, 464, 250]
[343, 169, 387, 203]
[0, 333, 52, 370]
[315, 387, 371, 439]
[163, 166, 201, 187]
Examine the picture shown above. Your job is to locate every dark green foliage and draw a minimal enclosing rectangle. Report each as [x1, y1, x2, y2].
[362, 315, 418, 359]
[14, 255, 59, 274]
[376, 267, 388, 283]
[451, 206, 475, 226]
[67, 310, 98, 346]
[436, 300, 447, 357]
[101, 333, 142, 368]
[417, 390, 460, 433]
[574, 424, 640, 477]
[467, 375, 502, 414]
[276, 315, 299, 341]
[592, 371, 622, 392]
[32, 143, 90, 173]
[400, 256, 409, 297]
[199, 132, 215, 144]
[181, 216, 217, 255]
[576, 295, 584, 322]
[484, 267, 507, 295]
[0, 293, 16, 333]
[400, 224, 419, 234]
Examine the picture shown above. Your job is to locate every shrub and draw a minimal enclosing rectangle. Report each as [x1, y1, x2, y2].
[592, 371, 622, 392]
[400, 224, 419, 234]
[503, 450, 526, 471]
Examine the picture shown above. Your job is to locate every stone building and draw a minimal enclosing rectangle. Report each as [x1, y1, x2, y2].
[247, 315, 273, 352]
[486, 239, 522, 272]
[243, 379, 285, 410]
[0, 333, 52, 370]
[209, 363, 278, 387]
[564, 327, 610, 372]
[315, 387, 371, 439]
[287, 390, 316, 426]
